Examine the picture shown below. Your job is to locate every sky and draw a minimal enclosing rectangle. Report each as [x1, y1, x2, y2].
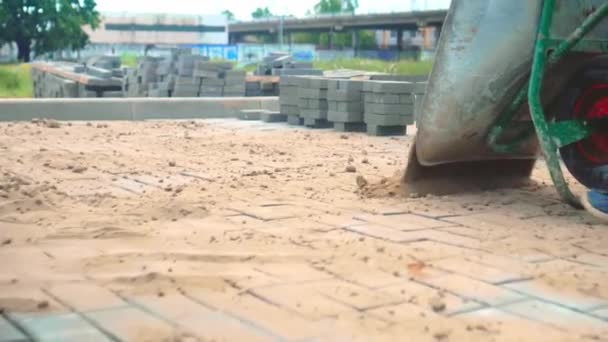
[96, 0, 452, 21]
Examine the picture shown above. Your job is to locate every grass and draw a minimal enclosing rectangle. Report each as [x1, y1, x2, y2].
[313, 58, 433, 75]
[0, 64, 32, 98]
[120, 53, 138, 68]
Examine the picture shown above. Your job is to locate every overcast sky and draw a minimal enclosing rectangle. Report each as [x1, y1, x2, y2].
[96, 0, 452, 20]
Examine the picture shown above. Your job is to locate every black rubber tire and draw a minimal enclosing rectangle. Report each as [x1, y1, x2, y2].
[557, 57, 608, 192]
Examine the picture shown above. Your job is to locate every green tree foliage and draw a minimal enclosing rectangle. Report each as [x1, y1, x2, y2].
[222, 10, 235, 21]
[313, 0, 359, 15]
[251, 7, 273, 19]
[0, 0, 100, 62]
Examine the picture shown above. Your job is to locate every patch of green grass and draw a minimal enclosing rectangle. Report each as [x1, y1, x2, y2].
[0, 64, 33, 98]
[120, 53, 138, 68]
[313, 58, 433, 75]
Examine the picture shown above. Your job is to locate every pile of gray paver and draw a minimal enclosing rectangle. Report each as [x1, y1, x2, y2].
[245, 80, 279, 97]
[327, 79, 366, 132]
[255, 52, 322, 77]
[275, 74, 428, 136]
[31, 58, 123, 98]
[279, 76, 303, 125]
[362, 81, 415, 136]
[297, 77, 333, 128]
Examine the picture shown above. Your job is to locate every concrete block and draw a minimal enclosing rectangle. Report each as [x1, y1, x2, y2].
[199, 85, 223, 93]
[304, 118, 333, 128]
[328, 79, 364, 91]
[309, 77, 328, 89]
[365, 103, 415, 116]
[279, 69, 323, 76]
[370, 75, 428, 82]
[225, 70, 246, 77]
[280, 105, 300, 115]
[327, 110, 364, 123]
[303, 99, 328, 110]
[364, 112, 413, 126]
[224, 92, 246, 97]
[298, 88, 327, 99]
[300, 108, 327, 120]
[366, 124, 407, 136]
[238, 109, 264, 120]
[295, 77, 313, 88]
[327, 89, 362, 102]
[201, 78, 226, 86]
[332, 101, 363, 112]
[261, 111, 287, 122]
[364, 93, 413, 104]
[287, 115, 304, 125]
[372, 81, 416, 94]
[413, 82, 427, 94]
[101, 91, 124, 98]
[224, 85, 246, 93]
[333, 122, 367, 132]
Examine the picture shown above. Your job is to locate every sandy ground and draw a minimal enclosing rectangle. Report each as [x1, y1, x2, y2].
[0, 119, 607, 341]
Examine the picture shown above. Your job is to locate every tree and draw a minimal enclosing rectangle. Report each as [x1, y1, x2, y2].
[251, 7, 273, 19]
[313, 0, 358, 15]
[222, 10, 235, 21]
[0, 0, 100, 62]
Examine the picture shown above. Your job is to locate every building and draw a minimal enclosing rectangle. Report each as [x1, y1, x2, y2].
[84, 12, 228, 46]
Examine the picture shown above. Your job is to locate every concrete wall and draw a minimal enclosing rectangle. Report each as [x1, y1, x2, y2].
[0, 97, 278, 122]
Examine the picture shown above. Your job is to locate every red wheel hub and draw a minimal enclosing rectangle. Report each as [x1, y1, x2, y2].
[574, 84, 608, 164]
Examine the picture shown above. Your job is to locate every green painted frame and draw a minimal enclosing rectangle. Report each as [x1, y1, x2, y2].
[487, 0, 608, 207]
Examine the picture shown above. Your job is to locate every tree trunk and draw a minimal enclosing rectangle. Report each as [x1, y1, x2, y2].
[16, 38, 31, 62]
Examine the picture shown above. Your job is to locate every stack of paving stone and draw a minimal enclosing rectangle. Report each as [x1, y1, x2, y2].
[172, 55, 209, 97]
[246, 81, 279, 97]
[255, 52, 322, 76]
[363, 81, 415, 136]
[193, 61, 245, 97]
[279, 76, 303, 125]
[122, 57, 163, 97]
[327, 79, 366, 132]
[297, 77, 332, 128]
[31, 61, 122, 98]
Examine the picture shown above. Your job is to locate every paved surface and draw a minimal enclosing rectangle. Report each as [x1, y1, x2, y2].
[0, 119, 607, 341]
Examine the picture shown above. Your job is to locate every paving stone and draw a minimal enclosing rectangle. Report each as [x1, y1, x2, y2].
[333, 122, 367, 132]
[333, 101, 363, 112]
[364, 113, 411, 127]
[431, 258, 528, 284]
[366, 302, 440, 324]
[303, 99, 329, 110]
[372, 81, 416, 94]
[304, 279, 398, 310]
[502, 300, 608, 332]
[591, 307, 608, 320]
[252, 283, 353, 319]
[504, 280, 607, 311]
[365, 103, 415, 116]
[287, 115, 304, 125]
[299, 88, 328, 99]
[318, 262, 403, 289]
[418, 273, 525, 306]
[570, 253, 608, 268]
[11, 312, 111, 342]
[130, 293, 274, 341]
[364, 93, 413, 104]
[309, 78, 329, 89]
[303, 118, 333, 128]
[366, 124, 407, 137]
[345, 223, 425, 243]
[0, 315, 28, 342]
[280, 104, 299, 115]
[47, 283, 127, 312]
[238, 110, 264, 121]
[86, 306, 176, 341]
[354, 213, 452, 231]
[253, 263, 332, 283]
[260, 111, 287, 123]
[378, 280, 482, 315]
[327, 89, 362, 102]
[327, 111, 363, 123]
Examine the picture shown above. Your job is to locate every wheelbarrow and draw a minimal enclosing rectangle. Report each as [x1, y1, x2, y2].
[405, 0, 608, 219]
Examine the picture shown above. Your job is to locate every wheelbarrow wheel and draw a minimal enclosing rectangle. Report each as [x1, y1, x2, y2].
[557, 59, 608, 192]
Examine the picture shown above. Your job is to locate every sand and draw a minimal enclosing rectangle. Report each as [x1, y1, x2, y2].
[0, 119, 607, 341]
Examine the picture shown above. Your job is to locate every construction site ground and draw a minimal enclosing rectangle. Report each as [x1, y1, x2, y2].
[1, 119, 607, 341]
